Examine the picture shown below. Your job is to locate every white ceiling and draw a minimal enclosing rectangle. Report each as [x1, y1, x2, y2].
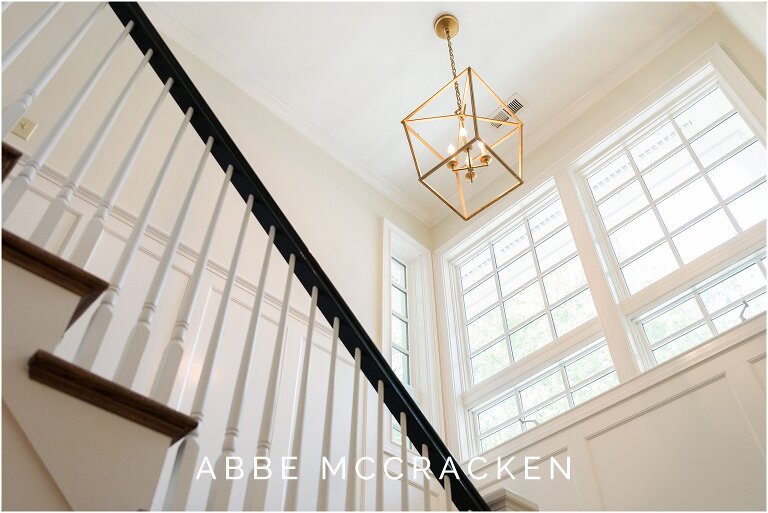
[144, 2, 712, 225]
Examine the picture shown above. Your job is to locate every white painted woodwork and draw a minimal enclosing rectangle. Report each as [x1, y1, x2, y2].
[114, 136, 214, 388]
[29, 48, 153, 249]
[2, 16, 131, 219]
[207, 224, 276, 511]
[375, 380, 384, 512]
[162, 194, 253, 511]
[316, 317, 340, 512]
[483, 487, 538, 511]
[74, 107, 193, 369]
[1, 3, 105, 137]
[444, 475, 453, 512]
[283, 285, 319, 511]
[399, 411, 409, 511]
[244, 253, 297, 511]
[422, 444, 431, 512]
[2, 2, 63, 72]
[149, 164, 233, 404]
[2, 258, 174, 511]
[67, 78, 174, 268]
[345, 347, 362, 511]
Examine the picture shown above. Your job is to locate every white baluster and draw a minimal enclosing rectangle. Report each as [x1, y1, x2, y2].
[422, 444, 431, 512]
[283, 286, 318, 511]
[73, 107, 192, 369]
[375, 380, 384, 512]
[444, 475, 452, 511]
[207, 224, 276, 511]
[244, 253, 297, 511]
[345, 347, 362, 511]
[68, 77, 173, 267]
[2, 3, 105, 137]
[30, 48, 153, 249]
[149, 164, 234, 404]
[113, 136, 214, 388]
[400, 412, 409, 511]
[3, 16, 131, 218]
[2, 2, 63, 71]
[162, 194, 253, 511]
[316, 317, 340, 512]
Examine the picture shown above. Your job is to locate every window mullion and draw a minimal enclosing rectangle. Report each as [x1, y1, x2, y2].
[554, 169, 640, 381]
[525, 219, 557, 343]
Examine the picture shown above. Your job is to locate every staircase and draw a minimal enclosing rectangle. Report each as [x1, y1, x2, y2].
[1, 3, 491, 510]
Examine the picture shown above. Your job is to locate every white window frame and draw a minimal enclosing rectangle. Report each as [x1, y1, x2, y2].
[381, 219, 442, 459]
[629, 250, 767, 370]
[434, 44, 766, 462]
[572, 45, 766, 368]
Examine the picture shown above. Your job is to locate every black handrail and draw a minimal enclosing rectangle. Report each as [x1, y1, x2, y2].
[108, 3, 489, 510]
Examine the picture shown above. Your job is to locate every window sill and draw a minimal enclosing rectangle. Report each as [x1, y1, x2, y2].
[464, 312, 765, 464]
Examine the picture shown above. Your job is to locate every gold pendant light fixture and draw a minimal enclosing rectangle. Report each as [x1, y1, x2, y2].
[402, 14, 524, 221]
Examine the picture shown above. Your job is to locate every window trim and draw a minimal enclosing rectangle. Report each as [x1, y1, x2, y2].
[434, 44, 766, 462]
[576, 79, 765, 302]
[382, 219, 442, 460]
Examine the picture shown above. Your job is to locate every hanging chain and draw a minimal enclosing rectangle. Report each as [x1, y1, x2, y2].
[445, 27, 463, 115]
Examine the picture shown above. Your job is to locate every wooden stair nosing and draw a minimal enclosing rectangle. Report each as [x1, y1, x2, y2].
[2, 229, 108, 327]
[2, 143, 22, 181]
[28, 350, 197, 443]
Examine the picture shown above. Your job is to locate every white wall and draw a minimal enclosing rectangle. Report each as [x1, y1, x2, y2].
[2, 3, 443, 510]
[469, 322, 766, 510]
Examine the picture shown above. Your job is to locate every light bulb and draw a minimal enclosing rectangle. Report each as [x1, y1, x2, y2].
[459, 127, 468, 147]
[478, 140, 492, 165]
[446, 143, 458, 170]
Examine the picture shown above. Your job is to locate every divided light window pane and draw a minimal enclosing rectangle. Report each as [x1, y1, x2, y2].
[464, 277, 497, 319]
[535, 226, 577, 272]
[642, 148, 699, 200]
[636, 253, 767, 366]
[493, 225, 528, 266]
[504, 282, 545, 330]
[458, 189, 597, 385]
[609, 210, 664, 262]
[598, 181, 648, 230]
[473, 340, 618, 449]
[656, 177, 718, 232]
[392, 259, 407, 288]
[391, 286, 407, 318]
[672, 209, 736, 264]
[708, 142, 765, 199]
[542, 256, 588, 304]
[588, 154, 634, 201]
[728, 183, 766, 231]
[621, 242, 679, 295]
[629, 122, 682, 170]
[583, 81, 765, 298]
[460, 249, 493, 290]
[528, 199, 567, 242]
[690, 114, 754, 167]
[674, 87, 734, 138]
[467, 307, 505, 352]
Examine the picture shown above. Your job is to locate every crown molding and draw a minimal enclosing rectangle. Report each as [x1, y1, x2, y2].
[142, 4, 434, 226]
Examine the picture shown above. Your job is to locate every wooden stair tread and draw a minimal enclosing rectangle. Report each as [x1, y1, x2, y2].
[29, 350, 197, 443]
[2, 229, 108, 326]
[2, 143, 21, 180]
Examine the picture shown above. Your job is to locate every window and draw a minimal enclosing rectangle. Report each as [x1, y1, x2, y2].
[634, 253, 766, 367]
[458, 193, 597, 385]
[474, 340, 617, 452]
[391, 257, 411, 384]
[583, 85, 766, 296]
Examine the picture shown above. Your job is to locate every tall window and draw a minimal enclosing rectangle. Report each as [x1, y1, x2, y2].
[458, 193, 597, 385]
[583, 85, 766, 296]
[391, 257, 411, 384]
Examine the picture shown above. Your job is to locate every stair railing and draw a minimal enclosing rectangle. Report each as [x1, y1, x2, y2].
[2, 2, 490, 510]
